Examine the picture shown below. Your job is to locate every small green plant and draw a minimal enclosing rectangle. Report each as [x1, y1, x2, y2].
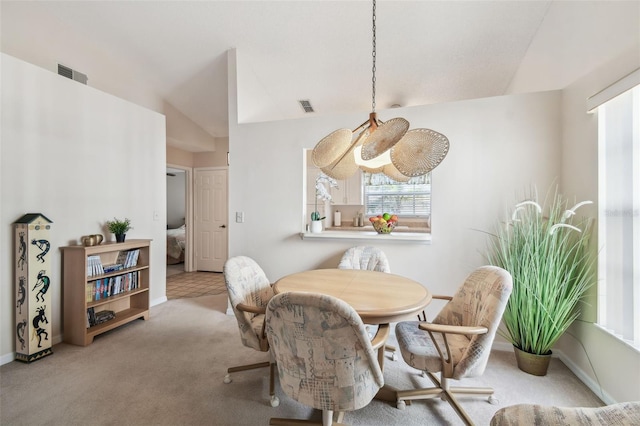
[486, 186, 595, 356]
[106, 217, 132, 235]
[310, 211, 324, 221]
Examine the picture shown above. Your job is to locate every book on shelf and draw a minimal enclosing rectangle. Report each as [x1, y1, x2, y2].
[86, 307, 96, 328]
[102, 263, 124, 274]
[94, 310, 115, 325]
[86, 271, 141, 302]
[115, 249, 140, 269]
[86, 308, 114, 327]
[87, 255, 104, 277]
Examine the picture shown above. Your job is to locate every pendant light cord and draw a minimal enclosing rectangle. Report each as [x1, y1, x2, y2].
[371, 0, 377, 113]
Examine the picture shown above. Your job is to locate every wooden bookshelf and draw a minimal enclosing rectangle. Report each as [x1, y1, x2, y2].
[61, 239, 151, 346]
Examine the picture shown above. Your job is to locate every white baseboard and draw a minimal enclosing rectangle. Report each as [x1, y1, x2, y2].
[555, 349, 616, 405]
[1, 352, 15, 365]
[1, 334, 62, 366]
[150, 296, 168, 307]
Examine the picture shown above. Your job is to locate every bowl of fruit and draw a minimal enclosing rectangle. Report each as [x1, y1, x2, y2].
[370, 213, 398, 234]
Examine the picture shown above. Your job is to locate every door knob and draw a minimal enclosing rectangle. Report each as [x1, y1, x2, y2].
[219, 224, 226, 228]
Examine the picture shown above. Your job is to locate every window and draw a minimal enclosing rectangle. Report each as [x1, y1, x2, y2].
[363, 172, 430, 217]
[597, 83, 640, 349]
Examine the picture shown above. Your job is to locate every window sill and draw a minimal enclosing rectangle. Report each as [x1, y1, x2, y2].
[299, 230, 431, 244]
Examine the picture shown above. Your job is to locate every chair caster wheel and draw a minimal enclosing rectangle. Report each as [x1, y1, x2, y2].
[488, 395, 499, 405]
[270, 396, 280, 407]
[397, 400, 406, 410]
[223, 374, 231, 384]
[421, 371, 427, 378]
[392, 352, 398, 361]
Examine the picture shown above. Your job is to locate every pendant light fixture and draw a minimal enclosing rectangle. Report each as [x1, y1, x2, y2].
[312, 0, 449, 182]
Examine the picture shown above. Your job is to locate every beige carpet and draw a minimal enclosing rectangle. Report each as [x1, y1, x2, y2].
[0, 293, 603, 426]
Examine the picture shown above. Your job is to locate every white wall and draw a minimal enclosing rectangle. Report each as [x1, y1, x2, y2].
[228, 46, 562, 307]
[557, 45, 640, 403]
[0, 54, 167, 363]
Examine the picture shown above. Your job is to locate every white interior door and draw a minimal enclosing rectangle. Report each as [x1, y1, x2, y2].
[194, 168, 228, 272]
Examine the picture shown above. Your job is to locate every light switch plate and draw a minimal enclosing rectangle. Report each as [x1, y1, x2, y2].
[236, 212, 244, 223]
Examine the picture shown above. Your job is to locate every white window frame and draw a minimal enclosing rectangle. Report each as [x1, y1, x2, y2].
[596, 82, 640, 350]
[362, 172, 431, 218]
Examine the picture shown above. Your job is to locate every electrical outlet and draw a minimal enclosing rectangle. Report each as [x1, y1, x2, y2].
[236, 212, 244, 223]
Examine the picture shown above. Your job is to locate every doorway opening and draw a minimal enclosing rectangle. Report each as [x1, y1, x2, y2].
[166, 165, 194, 275]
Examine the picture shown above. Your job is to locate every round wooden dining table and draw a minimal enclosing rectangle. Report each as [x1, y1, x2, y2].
[273, 268, 431, 325]
[273, 268, 432, 403]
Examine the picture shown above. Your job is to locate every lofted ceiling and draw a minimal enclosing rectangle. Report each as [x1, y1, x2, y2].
[2, 1, 639, 152]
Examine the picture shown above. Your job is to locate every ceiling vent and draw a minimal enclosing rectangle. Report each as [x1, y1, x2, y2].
[57, 64, 88, 85]
[299, 100, 314, 113]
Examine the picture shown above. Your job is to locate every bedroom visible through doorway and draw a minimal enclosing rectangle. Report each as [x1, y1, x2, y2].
[167, 167, 187, 274]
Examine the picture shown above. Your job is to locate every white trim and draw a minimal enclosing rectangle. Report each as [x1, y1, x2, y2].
[300, 230, 431, 243]
[151, 296, 168, 307]
[587, 68, 640, 112]
[167, 163, 195, 272]
[1, 335, 63, 366]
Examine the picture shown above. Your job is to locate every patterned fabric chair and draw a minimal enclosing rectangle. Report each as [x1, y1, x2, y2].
[338, 246, 397, 361]
[337, 245, 391, 273]
[223, 256, 279, 407]
[395, 266, 513, 426]
[266, 292, 386, 426]
[490, 401, 640, 426]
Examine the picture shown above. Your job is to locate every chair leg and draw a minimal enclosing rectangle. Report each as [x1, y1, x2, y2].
[226, 361, 271, 376]
[384, 344, 399, 361]
[225, 360, 279, 407]
[322, 410, 333, 426]
[224, 361, 271, 383]
[269, 410, 346, 426]
[396, 373, 491, 426]
[442, 388, 474, 426]
[270, 361, 280, 407]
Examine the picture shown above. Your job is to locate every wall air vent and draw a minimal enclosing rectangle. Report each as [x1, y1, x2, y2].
[57, 64, 88, 85]
[299, 100, 314, 113]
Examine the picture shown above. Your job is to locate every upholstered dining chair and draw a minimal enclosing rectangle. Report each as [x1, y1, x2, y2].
[394, 266, 513, 426]
[337, 245, 398, 361]
[223, 256, 279, 407]
[490, 401, 640, 426]
[265, 291, 386, 426]
[338, 245, 391, 272]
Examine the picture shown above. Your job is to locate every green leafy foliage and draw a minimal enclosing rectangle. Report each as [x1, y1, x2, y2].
[486, 187, 595, 355]
[106, 217, 132, 235]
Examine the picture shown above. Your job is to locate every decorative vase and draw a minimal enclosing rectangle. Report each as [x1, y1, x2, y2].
[513, 346, 552, 376]
[116, 234, 126, 243]
[310, 221, 322, 233]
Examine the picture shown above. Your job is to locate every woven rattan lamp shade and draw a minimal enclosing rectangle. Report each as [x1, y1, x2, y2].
[391, 128, 450, 177]
[321, 143, 359, 180]
[382, 162, 411, 182]
[312, 129, 353, 168]
[361, 117, 409, 160]
[309, 0, 449, 181]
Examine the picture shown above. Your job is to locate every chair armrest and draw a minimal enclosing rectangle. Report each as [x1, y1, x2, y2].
[419, 322, 488, 336]
[236, 303, 266, 315]
[370, 324, 390, 351]
[431, 294, 453, 301]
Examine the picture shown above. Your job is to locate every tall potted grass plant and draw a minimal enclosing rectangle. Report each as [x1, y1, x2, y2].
[486, 187, 595, 375]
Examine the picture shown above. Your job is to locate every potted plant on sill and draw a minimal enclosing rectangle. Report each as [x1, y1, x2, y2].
[485, 186, 595, 376]
[310, 173, 338, 233]
[106, 217, 132, 243]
